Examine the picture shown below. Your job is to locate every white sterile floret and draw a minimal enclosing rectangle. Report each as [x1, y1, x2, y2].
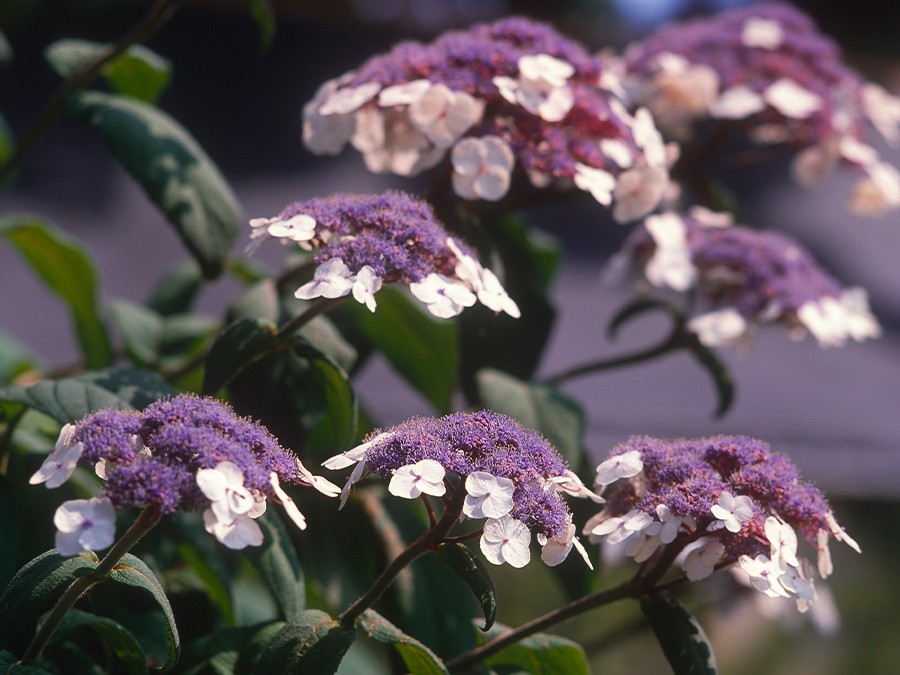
[548, 470, 604, 503]
[202, 503, 265, 550]
[612, 164, 669, 223]
[463, 472, 514, 519]
[644, 212, 697, 292]
[681, 539, 725, 580]
[849, 161, 900, 215]
[711, 86, 766, 119]
[319, 82, 381, 116]
[322, 432, 393, 470]
[54, 497, 117, 556]
[352, 266, 382, 312]
[409, 273, 477, 318]
[451, 135, 515, 201]
[594, 450, 643, 488]
[631, 108, 667, 168]
[389, 459, 447, 499]
[303, 80, 356, 156]
[861, 83, 900, 143]
[792, 143, 838, 186]
[653, 504, 682, 544]
[353, 108, 443, 178]
[739, 554, 791, 598]
[296, 460, 342, 497]
[378, 79, 432, 107]
[600, 139, 634, 169]
[494, 54, 576, 123]
[269, 472, 307, 531]
[196, 461, 259, 525]
[589, 509, 653, 546]
[688, 205, 733, 228]
[741, 17, 784, 49]
[797, 288, 880, 347]
[574, 163, 616, 205]
[339, 459, 368, 510]
[688, 309, 747, 347]
[409, 83, 484, 148]
[765, 516, 800, 569]
[710, 491, 755, 533]
[295, 258, 356, 300]
[824, 511, 861, 554]
[519, 54, 576, 86]
[267, 214, 317, 244]
[539, 523, 593, 569]
[30, 424, 83, 489]
[764, 79, 822, 119]
[446, 238, 520, 318]
[480, 514, 531, 568]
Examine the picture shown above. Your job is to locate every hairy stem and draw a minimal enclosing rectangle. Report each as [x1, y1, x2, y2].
[0, 0, 183, 183]
[339, 482, 468, 626]
[17, 507, 162, 666]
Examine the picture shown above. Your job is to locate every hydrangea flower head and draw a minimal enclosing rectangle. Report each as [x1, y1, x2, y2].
[323, 411, 597, 568]
[609, 209, 881, 347]
[249, 191, 519, 319]
[30, 394, 338, 554]
[621, 2, 900, 215]
[586, 435, 859, 611]
[302, 17, 672, 221]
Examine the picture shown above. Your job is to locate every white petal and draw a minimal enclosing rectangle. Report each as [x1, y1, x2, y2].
[741, 17, 784, 49]
[688, 309, 747, 346]
[595, 450, 643, 486]
[270, 473, 307, 531]
[764, 79, 822, 119]
[711, 86, 766, 119]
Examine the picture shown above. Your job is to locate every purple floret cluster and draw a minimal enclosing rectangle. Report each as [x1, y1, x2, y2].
[302, 17, 671, 219]
[361, 411, 571, 537]
[610, 209, 880, 347]
[587, 435, 859, 609]
[621, 2, 900, 214]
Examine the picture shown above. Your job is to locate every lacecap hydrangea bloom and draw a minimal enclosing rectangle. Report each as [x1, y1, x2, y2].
[249, 191, 519, 318]
[585, 435, 859, 612]
[620, 2, 900, 215]
[607, 208, 881, 348]
[302, 17, 673, 222]
[30, 394, 339, 554]
[323, 411, 601, 568]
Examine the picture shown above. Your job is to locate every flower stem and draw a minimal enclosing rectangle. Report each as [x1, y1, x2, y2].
[18, 507, 162, 666]
[339, 482, 468, 626]
[446, 580, 635, 672]
[0, 0, 183, 183]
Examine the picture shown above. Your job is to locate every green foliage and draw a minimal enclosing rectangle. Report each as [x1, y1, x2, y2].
[255, 609, 355, 674]
[67, 91, 242, 278]
[477, 623, 591, 674]
[435, 543, 497, 632]
[44, 39, 172, 103]
[0, 216, 112, 369]
[47, 609, 148, 675]
[245, 511, 306, 621]
[357, 610, 448, 675]
[640, 592, 717, 675]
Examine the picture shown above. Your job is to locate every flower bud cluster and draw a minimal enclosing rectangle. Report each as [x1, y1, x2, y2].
[586, 435, 859, 611]
[609, 208, 881, 347]
[620, 2, 900, 215]
[323, 411, 600, 568]
[302, 17, 672, 221]
[30, 394, 338, 554]
[250, 191, 519, 318]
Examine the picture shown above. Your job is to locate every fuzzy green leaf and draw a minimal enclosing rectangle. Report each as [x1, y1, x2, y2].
[435, 543, 496, 632]
[255, 609, 355, 674]
[48, 608, 148, 675]
[202, 318, 280, 395]
[0, 216, 111, 368]
[67, 91, 241, 278]
[357, 610, 448, 675]
[247, 511, 306, 620]
[477, 623, 590, 675]
[640, 592, 717, 675]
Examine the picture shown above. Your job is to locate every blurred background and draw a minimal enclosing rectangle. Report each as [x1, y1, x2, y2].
[1, 1, 899, 672]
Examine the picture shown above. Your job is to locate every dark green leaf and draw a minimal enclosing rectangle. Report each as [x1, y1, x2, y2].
[475, 369, 584, 466]
[109, 554, 179, 670]
[247, 0, 276, 52]
[227, 279, 280, 324]
[0, 379, 133, 424]
[202, 318, 280, 395]
[358, 610, 448, 675]
[246, 511, 305, 620]
[76, 368, 174, 409]
[0, 476, 19, 591]
[0, 650, 54, 674]
[298, 316, 357, 376]
[47, 608, 147, 675]
[235, 621, 284, 673]
[255, 609, 355, 675]
[348, 287, 457, 412]
[0, 31, 11, 64]
[68, 91, 242, 278]
[640, 592, 717, 675]
[0, 216, 111, 368]
[686, 336, 735, 418]
[0, 549, 99, 646]
[296, 344, 357, 454]
[435, 543, 496, 631]
[0, 332, 37, 384]
[110, 301, 164, 369]
[146, 261, 203, 315]
[45, 39, 171, 103]
[477, 623, 590, 675]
